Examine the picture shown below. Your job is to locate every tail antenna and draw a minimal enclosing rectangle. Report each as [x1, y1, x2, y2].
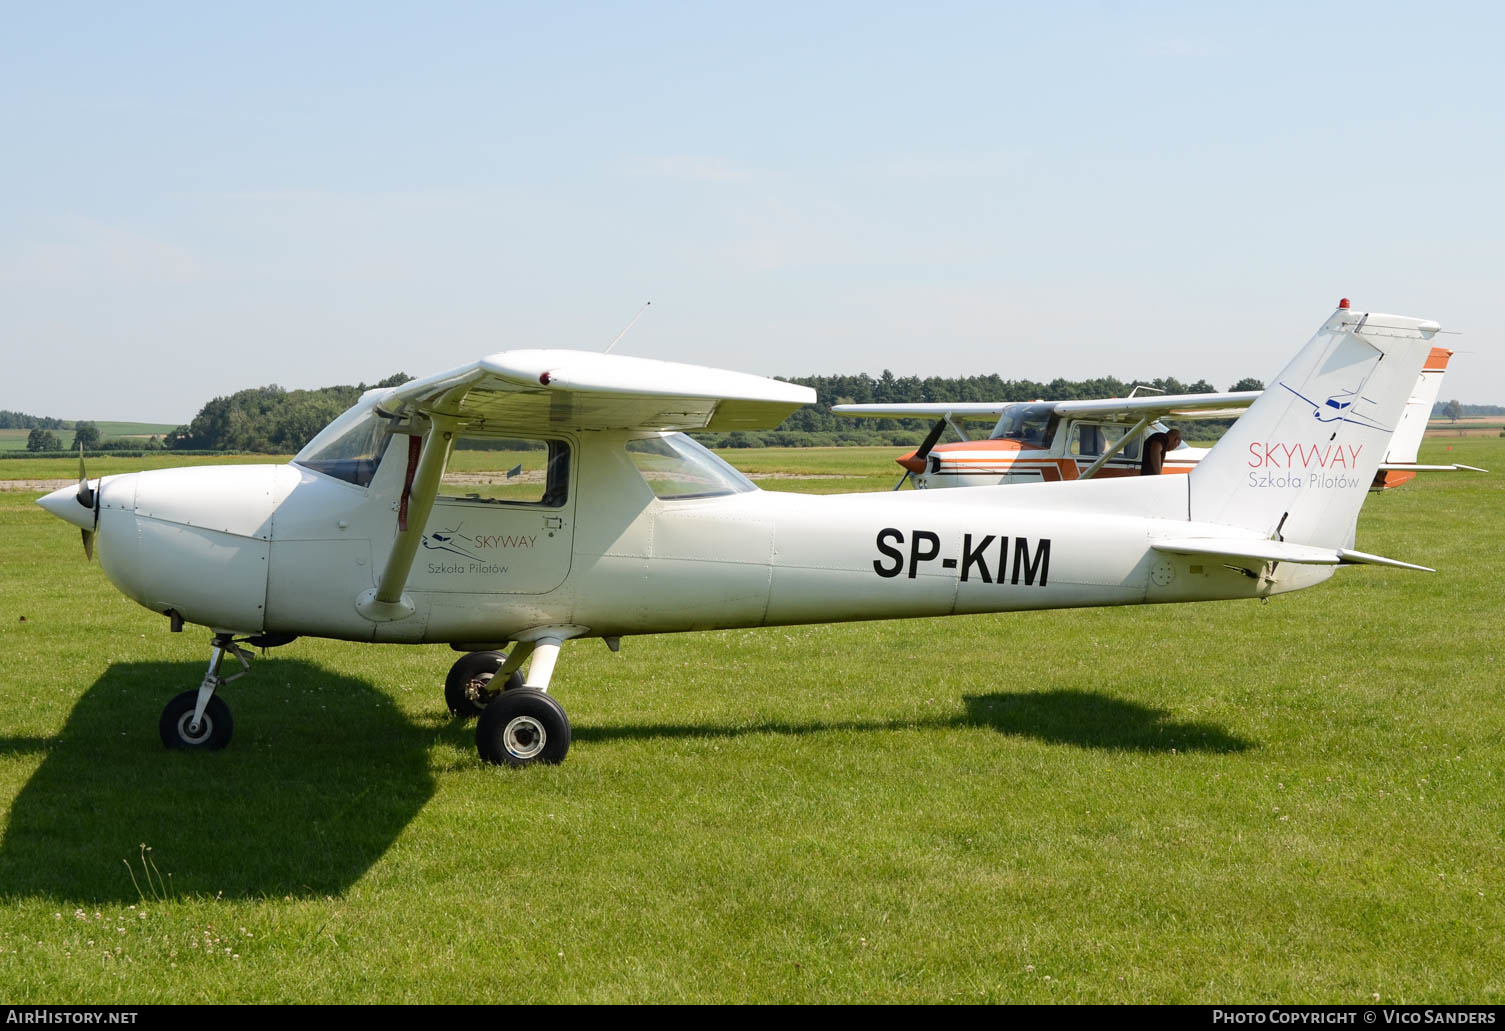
[604, 301, 651, 354]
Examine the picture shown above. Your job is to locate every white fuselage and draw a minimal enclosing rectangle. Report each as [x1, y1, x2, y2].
[82, 429, 1320, 646]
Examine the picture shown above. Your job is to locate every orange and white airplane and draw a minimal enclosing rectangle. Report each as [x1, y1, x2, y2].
[837, 314, 1475, 492]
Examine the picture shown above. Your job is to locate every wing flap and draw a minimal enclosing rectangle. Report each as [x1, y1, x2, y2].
[1152, 537, 1433, 572]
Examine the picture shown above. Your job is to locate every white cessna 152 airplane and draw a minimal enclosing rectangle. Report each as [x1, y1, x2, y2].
[835, 327, 1474, 491]
[37, 301, 1442, 767]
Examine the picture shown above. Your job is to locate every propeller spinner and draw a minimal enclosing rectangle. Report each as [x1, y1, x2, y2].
[892, 417, 950, 490]
[36, 445, 104, 559]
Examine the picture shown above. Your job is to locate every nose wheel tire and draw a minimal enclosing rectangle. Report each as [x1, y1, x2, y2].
[159, 691, 234, 751]
[445, 650, 524, 718]
[476, 688, 570, 766]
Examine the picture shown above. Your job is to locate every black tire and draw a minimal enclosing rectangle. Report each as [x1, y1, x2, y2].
[158, 690, 234, 751]
[476, 688, 570, 766]
[444, 650, 523, 718]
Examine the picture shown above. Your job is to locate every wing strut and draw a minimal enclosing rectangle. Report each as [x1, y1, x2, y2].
[357, 410, 460, 622]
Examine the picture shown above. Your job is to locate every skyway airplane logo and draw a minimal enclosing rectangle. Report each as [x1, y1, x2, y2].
[421, 524, 484, 561]
[1278, 382, 1393, 432]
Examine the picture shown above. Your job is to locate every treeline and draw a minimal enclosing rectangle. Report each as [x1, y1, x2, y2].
[0, 410, 68, 430]
[1434, 401, 1505, 418]
[165, 375, 413, 452]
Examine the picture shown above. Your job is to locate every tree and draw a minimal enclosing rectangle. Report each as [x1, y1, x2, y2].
[26, 428, 60, 451]
[1444, 399, 1463, 423]
[73, 421, 101, 449]
[1229, 377, 1264, 392]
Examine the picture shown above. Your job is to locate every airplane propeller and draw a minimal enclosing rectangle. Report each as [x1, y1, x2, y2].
[75, 445, 99, 560]
[892, 417, 950, 491]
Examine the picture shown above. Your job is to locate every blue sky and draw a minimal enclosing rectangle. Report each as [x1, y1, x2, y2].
[3, 1, 1502, 421]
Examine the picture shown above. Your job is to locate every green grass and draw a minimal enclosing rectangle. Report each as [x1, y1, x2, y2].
[0, 441, 1501, 1002]
[0, 453, 290, 480]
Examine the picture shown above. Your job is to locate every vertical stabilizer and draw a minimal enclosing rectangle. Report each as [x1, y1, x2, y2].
[1384, 347, 1453, 465]
[1188, 302, 1441, 548]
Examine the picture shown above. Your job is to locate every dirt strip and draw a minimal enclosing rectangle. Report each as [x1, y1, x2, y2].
[0, 480, 74, 493]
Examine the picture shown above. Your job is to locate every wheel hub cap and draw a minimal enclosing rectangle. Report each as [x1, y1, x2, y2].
[503, 715, 546, 760]
[177, 712, 212, 745]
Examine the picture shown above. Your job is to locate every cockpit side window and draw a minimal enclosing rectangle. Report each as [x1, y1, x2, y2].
[1070, 423, 1105, 456]
[294, 410, 395, 488]
[439, 436, 570, 507]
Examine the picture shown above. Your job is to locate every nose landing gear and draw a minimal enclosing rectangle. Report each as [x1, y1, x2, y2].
[159, 634, 255, 751]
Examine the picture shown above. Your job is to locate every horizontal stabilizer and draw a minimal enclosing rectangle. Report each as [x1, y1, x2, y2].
[1378, 463, 1487, 473]
[1152, 537, 1433, 572]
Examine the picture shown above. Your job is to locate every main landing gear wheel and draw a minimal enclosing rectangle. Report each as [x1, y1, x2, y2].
[476, 688, 570, 767]
[444, 651, 524, 718]
[159, 690, 234, 750]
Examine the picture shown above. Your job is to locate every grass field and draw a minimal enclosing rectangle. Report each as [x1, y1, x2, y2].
[0, 441, 1501, 1003]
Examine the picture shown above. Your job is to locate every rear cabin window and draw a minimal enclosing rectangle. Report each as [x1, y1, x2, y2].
[439, 436, 570, 506]
[626, 433, 757, 500]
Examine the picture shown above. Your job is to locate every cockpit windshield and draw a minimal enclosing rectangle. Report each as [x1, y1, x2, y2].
[990, 403, 1058, 448]
[626, 433, 757, 500]
[294, 408, 396, 488]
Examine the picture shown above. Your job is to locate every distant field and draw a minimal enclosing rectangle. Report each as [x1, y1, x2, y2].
[0, 429, 71, 452]
[0, 439, 1500, 1002]
[1425, 418, 1504, 438]
[0, 423, 179, 452]
[0, 453, 287, 482]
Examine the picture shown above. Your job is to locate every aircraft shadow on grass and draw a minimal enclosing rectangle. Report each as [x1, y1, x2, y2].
[0, 668, 1249, 902]
[0, 660, 434, 903]
[574, 688, 1254, 755]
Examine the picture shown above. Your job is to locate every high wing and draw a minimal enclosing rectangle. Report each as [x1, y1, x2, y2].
[833, 402, 1015, 421]
[358, 349, 814, 623]
[1051, 391, 1261, 420]
[833, 391, 1261, 423]
[378, 348, 813, 432]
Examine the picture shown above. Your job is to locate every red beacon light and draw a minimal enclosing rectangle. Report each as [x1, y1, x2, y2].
[1338, 298, 1351, 309]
